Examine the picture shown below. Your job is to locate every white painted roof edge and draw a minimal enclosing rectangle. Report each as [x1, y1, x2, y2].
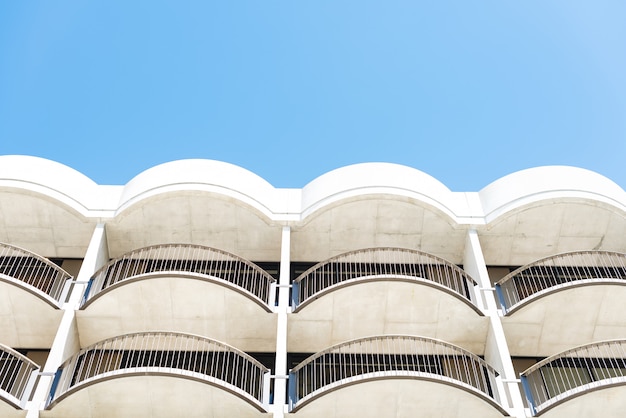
[1, 156, 624, 222]
[299, 163, 463, 221]
[0, 155, 121, 216]
[115, 159, 284, 218]
[478, 166, 626, 222]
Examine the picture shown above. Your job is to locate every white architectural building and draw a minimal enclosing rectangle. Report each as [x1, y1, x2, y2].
[0, 155, 625, 417]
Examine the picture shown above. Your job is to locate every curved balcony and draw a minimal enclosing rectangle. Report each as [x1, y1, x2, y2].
[0, 343, 39, 410]
[83, 244, 276, 309]
[521, 339, 626, 416]
[46, 332, 269, 416]
[77, 244, 278, 351]
[288, 335, 507, 416]
[495, 251, 626, 315]
[496, 251, 626, 356]
[289, 248, 487, 353]
[0, 242, 72, 307]
[292, 247, 478, 311]
[0, 243, 71, 348]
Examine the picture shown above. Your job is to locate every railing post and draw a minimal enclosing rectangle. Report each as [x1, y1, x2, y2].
[494, 284, 508, 314]
[268, 282, 277, 308]
[80, 278, 94, 307]
[520, 375, 537, 416]
[57, 278, 73, 306]
[290, 281, 299, 308]
[45, 369, 63, 408]
[493, 375, 506, 409]
[262, 371, 272, 408]
[287, 371, 297, 411]
[20, 368, 40, 409]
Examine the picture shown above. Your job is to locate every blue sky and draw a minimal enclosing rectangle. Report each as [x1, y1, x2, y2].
[1, 1, 624, 191]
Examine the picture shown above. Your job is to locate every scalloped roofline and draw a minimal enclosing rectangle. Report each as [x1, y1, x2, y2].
[0, 156, 624, 223]
[299, 162, 461, 220]
[0, 155, 121, 216]
[478, 165, 626, 222]
[115, 158, 281, 217]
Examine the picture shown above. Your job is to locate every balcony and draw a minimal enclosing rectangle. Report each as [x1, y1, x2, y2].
[45, 332, 270, 418]
[289, 248, 488, 353]
[495, 251, 626, 356]
[288, 335, 508, 418]
[83, 243, 276, 307]
[0, 343, 39, 416]
[496, 251, 626, 314]
[0, 243, 72, 348]
[521, 339, 626, 417]
[0, 243, 72, 307]
[76, 244, 278, 350]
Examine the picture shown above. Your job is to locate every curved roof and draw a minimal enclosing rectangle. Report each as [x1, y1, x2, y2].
[1, 156, 624, 223]
[299, 163, 463, 220]
[0, 155, 120, 216]
[479, 166, 626, 222]
[116, 159, 281, 218]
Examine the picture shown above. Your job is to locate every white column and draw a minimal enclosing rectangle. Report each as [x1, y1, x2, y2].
[26, 224, 109, 418]
[464, 229, 527, 418]
[270, 226, 291, 417]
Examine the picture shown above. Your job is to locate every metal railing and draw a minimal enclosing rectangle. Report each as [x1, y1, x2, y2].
[521, 339, 626, 416]
[495, 251, 626, 314]
[292, 247, 477, 310]
[0, 343, 40, 409]
[47, 332, 269, 410]
[83, 244, 276, 308]
[288, 335, 503, 411]
[0, 242, 72, 306]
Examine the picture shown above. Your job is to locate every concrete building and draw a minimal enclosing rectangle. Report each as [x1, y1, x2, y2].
[1, 155, 625, 417]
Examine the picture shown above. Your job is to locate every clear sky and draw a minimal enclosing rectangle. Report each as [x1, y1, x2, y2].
[1, 1, 625, 191]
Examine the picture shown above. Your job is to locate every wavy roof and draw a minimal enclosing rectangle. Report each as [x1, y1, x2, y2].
[1, 155, 624, 223]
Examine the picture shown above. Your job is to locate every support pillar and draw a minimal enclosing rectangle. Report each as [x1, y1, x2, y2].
[464, 229, 528, 418]
[270, 226, 291, 417]
[26, 224, 109, 417]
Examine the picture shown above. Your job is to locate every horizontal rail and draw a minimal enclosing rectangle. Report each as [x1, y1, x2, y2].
[521, 339, 626, 415]
[289, 335, 502, 411]
[84, 244, 276, 306]
[495, 251, 626, 314]
[0, 242, 72, 305]
[0, 343, 40, 409]
[292, 247, 477, 309]
[47, 332, 269, 409]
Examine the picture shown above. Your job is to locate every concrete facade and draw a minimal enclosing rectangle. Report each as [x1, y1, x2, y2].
[0, 155, 625, 417]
